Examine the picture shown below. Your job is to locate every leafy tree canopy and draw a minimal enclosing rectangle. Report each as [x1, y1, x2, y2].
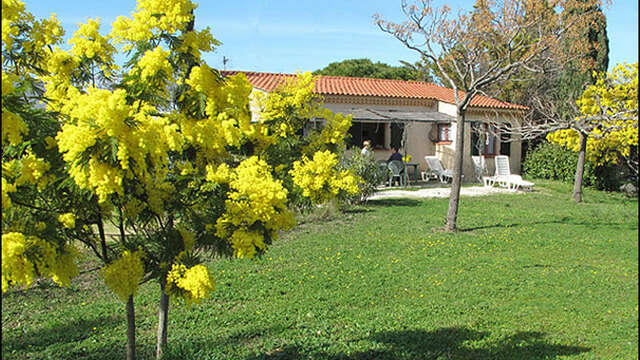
[313, 58, 432, 82]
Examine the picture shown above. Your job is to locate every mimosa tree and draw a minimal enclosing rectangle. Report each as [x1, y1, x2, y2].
[547, 62, 638, 201]
[2, 1, 359, 359]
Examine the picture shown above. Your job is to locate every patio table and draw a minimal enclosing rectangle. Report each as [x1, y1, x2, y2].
[404, 162, 419, 184]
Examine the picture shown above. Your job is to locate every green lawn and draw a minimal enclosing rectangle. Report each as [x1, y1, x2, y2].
[2, 180, 638, 359]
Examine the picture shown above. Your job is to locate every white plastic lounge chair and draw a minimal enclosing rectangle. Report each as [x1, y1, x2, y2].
[490, 155, 534, 191]
[422, 156, 453, 183]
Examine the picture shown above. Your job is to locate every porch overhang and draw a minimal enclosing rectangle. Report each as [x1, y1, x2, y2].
[347, 108, 455, 123]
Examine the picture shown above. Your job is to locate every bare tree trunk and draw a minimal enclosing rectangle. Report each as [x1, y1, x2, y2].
[446, 109, 466, 231]
[97, 213, 108, 263]
[126, 295, 136, 360]
[572, 131, 588, 203]
[156, 282, 170, 359]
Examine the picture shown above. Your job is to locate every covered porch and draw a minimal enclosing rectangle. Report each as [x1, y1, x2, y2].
[342, 107, 456, 177]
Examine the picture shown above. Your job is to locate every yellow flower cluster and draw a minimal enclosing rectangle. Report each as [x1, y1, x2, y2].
[15, 151, 52, 191]
[110, 0, 196, 46]
[130, 46, 171, 81]
[2, 1, 64, 74]
[304, 110, 352, 154]
[2, 71, 25, 145]
[290, 150, 360, 204]
[205, 163, 232, 184]
[2, 71, 17, 96]
[2, 232, 78, 292]
[23, 14, 64, 54]
[87, 158, 125, 203]
[58, 213, 76, 229]
[54, 87, 129, 202]
[39, 48, 81, 109]
[165, 263, 215, 305]
[548, 63, 638, 167]
[182, 71, 255, 164]
[45, 48, 79, 80]
[1, 177, 16, 208]
[102, 250, 145, 302]
[1, 0, 27, 49]
[215, 157, 295, 259]
[68, 18, 116, 72]
[178, 27, 218, 59]
[54, 83, 186, 206]
[256, 72, 319, 138]
[1, 109, 27, 145]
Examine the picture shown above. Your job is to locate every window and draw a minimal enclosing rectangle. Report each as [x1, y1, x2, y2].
[500, 124, 511, 156]
[470, 123, 503, 156]
[437, 124, 451, 142]
[486, 124, 498, 155]
[471, 122, 481, 156]
[347, 121, 386, 149]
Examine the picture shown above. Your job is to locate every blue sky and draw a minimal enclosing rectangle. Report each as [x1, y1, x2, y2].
[28, 0, 638, 73]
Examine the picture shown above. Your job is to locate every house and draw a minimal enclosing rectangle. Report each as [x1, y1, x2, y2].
[221, 71, 528, 181]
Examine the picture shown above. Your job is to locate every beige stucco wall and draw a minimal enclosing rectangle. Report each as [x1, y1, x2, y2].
[435, 102, 523, 181]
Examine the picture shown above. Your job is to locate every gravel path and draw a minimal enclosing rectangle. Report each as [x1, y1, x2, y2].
[369, 185, 516, 200]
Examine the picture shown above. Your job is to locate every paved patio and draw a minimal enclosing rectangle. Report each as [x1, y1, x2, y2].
[370, 184, 516, 200]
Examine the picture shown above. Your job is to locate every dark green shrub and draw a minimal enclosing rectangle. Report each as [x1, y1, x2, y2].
[523, 141, 597, 185]
[593, 163, 624, 191]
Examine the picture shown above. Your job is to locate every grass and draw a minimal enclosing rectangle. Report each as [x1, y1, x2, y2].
[2, 180, 638, 359]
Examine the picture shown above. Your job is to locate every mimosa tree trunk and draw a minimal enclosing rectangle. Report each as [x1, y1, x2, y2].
[446, 109, 466, 231]
[156, 282, 170, 359]
[572, 131, 588, 203]
[126, 295, 136, 360]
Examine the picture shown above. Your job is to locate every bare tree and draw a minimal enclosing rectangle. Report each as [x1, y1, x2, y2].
[375, 0, 603, 230]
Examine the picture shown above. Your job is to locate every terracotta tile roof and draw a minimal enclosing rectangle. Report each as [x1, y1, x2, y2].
[221, 70, 528, 111]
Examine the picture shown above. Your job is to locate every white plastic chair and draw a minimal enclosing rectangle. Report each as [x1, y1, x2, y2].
[422, 156, 453, 183]
[472, 155, 489, 184]
[388, 160, 408, 187]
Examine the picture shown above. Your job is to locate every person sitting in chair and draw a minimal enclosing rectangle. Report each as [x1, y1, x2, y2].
[387, 147, 405, 186]
[387, 146, 403, 162]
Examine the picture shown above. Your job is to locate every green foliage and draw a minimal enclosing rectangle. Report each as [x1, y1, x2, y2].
[313, 58, 432, 81]
[3, 181, 638, 359]
[523, 141, 596, 185]
[342, 151, 387, 204]
[593, 163, 624, 192]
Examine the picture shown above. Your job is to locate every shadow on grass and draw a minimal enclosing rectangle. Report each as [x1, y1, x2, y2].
[341, 207, 373, 214]
[367, 198, 424, 208]
[458, 217, 636, 232]
[245, 327, 591, 360]
[1, 314, 130, 359]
